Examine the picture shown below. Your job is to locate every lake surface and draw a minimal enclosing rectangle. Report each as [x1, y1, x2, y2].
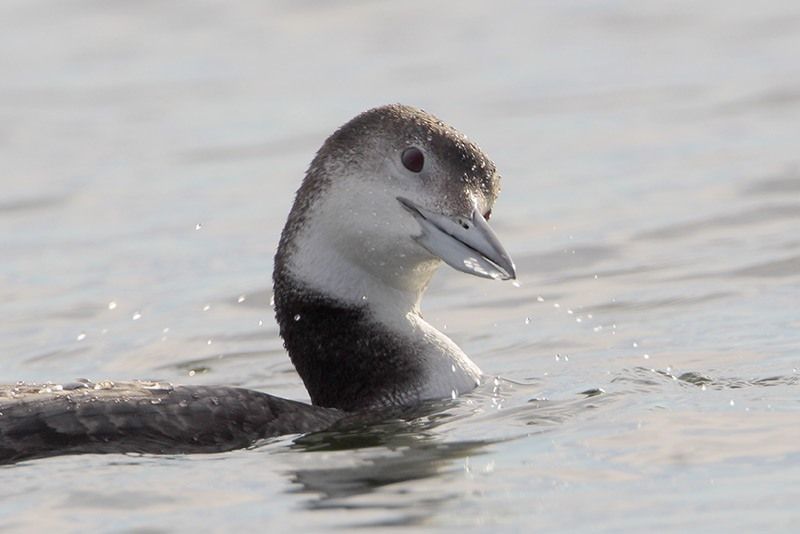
[1, 0, 799, 531]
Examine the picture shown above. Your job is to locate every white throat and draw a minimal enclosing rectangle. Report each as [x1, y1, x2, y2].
[285, 187, 484, 400]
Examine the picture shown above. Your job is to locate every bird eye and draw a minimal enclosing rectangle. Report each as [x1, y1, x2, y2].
[483, 209, 492, 221]
[401, 147, 424, 173]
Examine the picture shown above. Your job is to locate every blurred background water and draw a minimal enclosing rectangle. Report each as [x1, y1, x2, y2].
[1, 0, 799, 531]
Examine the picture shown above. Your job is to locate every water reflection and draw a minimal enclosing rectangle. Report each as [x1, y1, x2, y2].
[284, 403, 492, 527]
[291, 440, 486, 519]
[279, 388, 612, 527]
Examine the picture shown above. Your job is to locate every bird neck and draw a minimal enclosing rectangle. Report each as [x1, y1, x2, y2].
[272, 263, 482, 411]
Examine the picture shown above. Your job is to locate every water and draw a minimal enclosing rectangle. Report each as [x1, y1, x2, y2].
[1, 0, 799, 530]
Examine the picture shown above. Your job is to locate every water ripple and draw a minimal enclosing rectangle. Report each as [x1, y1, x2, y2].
[635, 203, 800, 241]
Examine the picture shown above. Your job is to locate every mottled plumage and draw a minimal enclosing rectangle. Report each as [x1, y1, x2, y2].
[0, 381, 341, 464]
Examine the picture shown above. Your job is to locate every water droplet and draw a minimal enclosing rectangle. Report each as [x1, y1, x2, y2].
[76, 332, 86, 341]
[207, 339, 212, 345]
[360, 295, 367, 301]
[632, 341, 638, 348]
[202, 304, 211, 312]
[511, 280, 521, 288]
[643, 353, 650, 360]
[237, 295, 246, 303]
[451, 389, 457, 400]
[108, 301, 117, 310]
[258, 319, 264, 326]
[524, 317, 531, 325]
[451, 364, 456, 373]
[537, 296, 545, 302]
[729, 399, 735, 407]
[293, 314, 301, 322]
[553, 303, 560, 308]
[163, 327, 170, 334]
[195, 223, 203, 230]
[132, 312, 142, 320]
[269, 294, 275, 307]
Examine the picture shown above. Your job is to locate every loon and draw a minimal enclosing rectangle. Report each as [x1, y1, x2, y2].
[0, 104, 516, 464]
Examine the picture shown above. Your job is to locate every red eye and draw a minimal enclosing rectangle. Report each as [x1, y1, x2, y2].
[483, 209, 492, 220]
[401, 147, 424, 173]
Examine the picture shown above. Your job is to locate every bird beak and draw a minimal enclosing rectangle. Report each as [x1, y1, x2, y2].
[397, 197, 516, 281]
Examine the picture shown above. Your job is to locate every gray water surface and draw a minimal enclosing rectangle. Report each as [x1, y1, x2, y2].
[1, 0, 799, 531]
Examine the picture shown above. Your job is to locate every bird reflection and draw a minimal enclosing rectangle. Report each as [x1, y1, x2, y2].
[284, 402, 495, 527]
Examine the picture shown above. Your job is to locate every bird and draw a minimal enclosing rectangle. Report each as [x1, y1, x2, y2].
[0, 104, 516, 464]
